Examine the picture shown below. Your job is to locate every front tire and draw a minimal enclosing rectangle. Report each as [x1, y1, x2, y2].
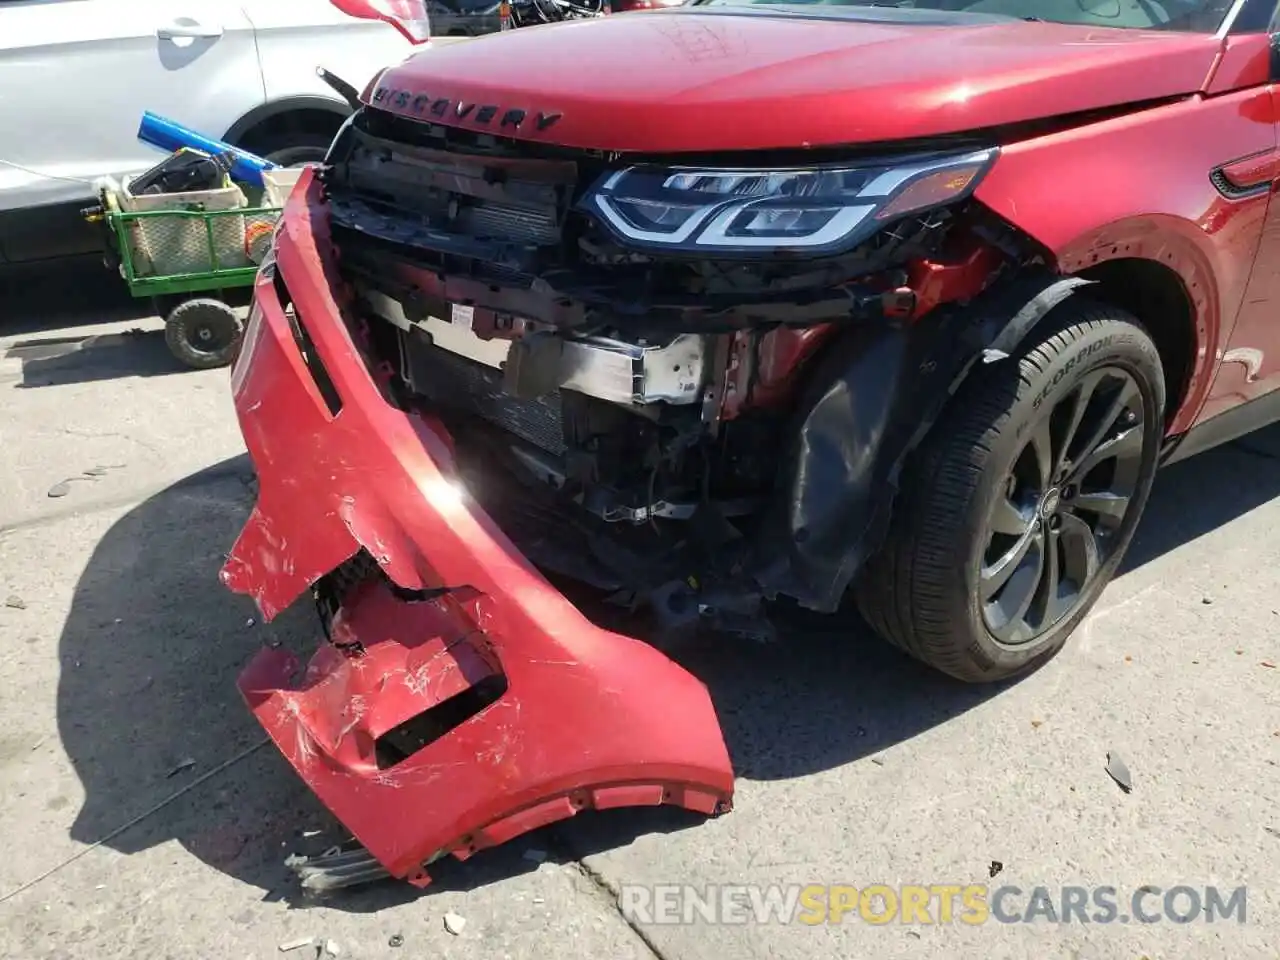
[854, 297, 1166, 683]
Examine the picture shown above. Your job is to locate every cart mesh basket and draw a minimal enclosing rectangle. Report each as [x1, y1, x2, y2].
[118, 178, 266, 278]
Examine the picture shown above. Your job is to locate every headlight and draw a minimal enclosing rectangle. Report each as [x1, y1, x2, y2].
[577, 149, 997, 256]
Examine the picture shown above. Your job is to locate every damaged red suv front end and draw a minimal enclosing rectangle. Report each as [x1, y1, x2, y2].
[221, 172, 733, 887]
[220, 0, 1272, 887]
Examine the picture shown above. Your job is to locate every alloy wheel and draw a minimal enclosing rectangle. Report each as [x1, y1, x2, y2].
[979, 366, 1146, 646]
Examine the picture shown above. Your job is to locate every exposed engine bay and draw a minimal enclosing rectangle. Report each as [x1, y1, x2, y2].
[319, 106, 1022, 643]
[501, 0, 610, 29]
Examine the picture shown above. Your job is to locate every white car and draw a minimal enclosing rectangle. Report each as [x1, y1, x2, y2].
[0, 0, 430, 264]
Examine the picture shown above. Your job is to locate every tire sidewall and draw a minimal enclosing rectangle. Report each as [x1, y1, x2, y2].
[959, 313, 1165, 676]
[263, 146, 328, 168]
[261, 133, 334, 169]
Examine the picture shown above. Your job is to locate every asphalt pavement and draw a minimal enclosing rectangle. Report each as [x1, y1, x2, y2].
[1, 261, 1277, 960]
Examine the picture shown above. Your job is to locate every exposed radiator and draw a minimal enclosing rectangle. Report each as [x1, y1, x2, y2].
[460, 200, 559, 246]
[401, 330, 566, 456]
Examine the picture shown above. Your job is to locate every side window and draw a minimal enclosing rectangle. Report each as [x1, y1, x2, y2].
[1226, 0, 1280, 32]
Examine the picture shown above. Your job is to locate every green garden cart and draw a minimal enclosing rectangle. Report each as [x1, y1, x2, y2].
[85, 172, 295, 369]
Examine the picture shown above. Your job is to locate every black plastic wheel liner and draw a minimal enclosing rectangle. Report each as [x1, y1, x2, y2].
[750, 269, 1097, 613]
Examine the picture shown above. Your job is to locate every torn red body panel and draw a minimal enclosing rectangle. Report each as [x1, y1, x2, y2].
[222, 170, 734, 886]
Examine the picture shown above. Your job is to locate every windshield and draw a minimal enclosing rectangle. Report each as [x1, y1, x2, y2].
[688, 0, 1238, 32]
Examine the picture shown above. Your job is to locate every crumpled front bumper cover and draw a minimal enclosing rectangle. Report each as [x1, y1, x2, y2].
[221, 169, 734, 886]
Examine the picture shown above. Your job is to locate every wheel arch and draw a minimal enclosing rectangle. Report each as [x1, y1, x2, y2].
[942, 254, 1201, 436]
[976, 219, 1229, 437]
[1047, 216, 1230, 437]
[969, 88, 1275, 434]
[1075, 256, 1198, 433]
[223, 96, 352, 155]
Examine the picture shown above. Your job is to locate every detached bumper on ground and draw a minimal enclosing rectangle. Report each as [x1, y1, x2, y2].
[219, 170, 734, 887]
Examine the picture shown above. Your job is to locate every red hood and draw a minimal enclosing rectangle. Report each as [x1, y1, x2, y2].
[366, 11, 1224, 152]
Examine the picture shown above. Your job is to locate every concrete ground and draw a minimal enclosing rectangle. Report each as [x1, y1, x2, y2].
[1, 261, 1277, 960]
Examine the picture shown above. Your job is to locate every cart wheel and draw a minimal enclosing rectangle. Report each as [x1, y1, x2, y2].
[164, 298, 244, 370]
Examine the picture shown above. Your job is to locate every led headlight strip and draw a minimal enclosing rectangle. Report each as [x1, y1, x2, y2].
[579, 148, 997, 255]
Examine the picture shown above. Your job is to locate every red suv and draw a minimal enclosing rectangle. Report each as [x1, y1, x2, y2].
[223, 0, 1280, 888]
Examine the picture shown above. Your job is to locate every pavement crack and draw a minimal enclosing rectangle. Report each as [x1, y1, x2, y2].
[0, 737, 269, 906]
[576, 859, 672, 960]
[56, 425, 166, 458]
[547, 830, 671, 960]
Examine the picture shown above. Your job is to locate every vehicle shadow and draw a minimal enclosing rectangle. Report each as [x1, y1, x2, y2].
[1120, 425, 1280, 571]
[4, 328, 184, 388]
[54, 427, 1280, 908]
[0, 257, 247, 387]
[0, 256, 150, 337]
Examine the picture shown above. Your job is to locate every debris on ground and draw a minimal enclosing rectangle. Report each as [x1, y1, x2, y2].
[166, 758, 196, 778]
[1105, 751, 1133, 793]
[246, 617, 257, 627]
[323, 939, 342, 957]
[278, 936, 316, 952]
[1030, 719, 1043, 729]
[870, 756, 885, 766]
[443, 912, 467, 936]
[1201, 597, 1213, 605]
[286, 846, 391, 892]
[523, 848, 548, 863]
[988, 861, 1003, 878]
[388, 934, 404, 948]
[4, 595, 25, 610]
[1262, 661, 1276, 669]
[301, 829, 323, 838]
